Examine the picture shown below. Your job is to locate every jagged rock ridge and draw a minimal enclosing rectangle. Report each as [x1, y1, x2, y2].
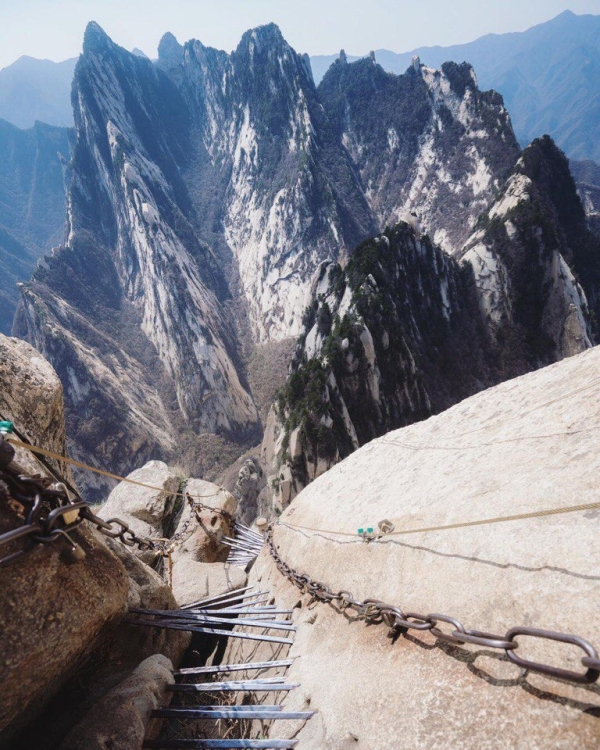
[13, 22, 597, 503]
[318, 56, 520, 253]
[264, 137, 600, 512]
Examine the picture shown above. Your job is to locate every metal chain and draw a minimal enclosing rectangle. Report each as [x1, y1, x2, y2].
[0, 432, 233, 567]
[266, 526, 600, 686]
[159, 494, 233, 556]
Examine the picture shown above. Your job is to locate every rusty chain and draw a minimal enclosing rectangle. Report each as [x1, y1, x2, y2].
[266, 526, 600, 686]
[0, 430, 233, 568]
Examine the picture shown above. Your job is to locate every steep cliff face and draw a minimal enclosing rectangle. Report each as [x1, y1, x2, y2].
[264, 140, 600, 512]
[14, 25, 263, 497]
[14, 23, 597, 504]
[318, 56, 520, 254]
[463, 137, 600, 357]
[157, 24, 375, 341]
[571, 159, 600, 238]
[13, 24, 379, 496]
[0, 118, 70, 333]
[262, 224, 494, 509]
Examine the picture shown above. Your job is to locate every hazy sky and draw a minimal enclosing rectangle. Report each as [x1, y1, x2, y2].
[1, 0, 599, 69]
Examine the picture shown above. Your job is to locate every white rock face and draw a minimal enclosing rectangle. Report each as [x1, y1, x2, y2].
[462, 158, 593, 358]
[332, 60, 520, 256]
[170, 31, 374, 343]
[243, 346, 600, 748]
[99, 461, 180, 563]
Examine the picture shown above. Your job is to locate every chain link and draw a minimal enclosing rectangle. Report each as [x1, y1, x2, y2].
[0, 433, 234, 567]
[266, 526, 600, 686]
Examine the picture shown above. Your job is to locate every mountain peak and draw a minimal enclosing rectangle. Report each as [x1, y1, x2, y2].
[237, 22, 287, 53]
[555, 9, 576, 20]
[252, 22, 285, 42]
[83, 22, 113, 55]
[157, 32, 184, 67]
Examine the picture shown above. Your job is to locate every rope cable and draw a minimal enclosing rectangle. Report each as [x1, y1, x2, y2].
[6, 437, 223, 501]
[279, 498, 600, 540]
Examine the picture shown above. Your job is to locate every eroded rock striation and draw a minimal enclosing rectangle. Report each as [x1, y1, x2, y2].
[318, 55, 519, 254]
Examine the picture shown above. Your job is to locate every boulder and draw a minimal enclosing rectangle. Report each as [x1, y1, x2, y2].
[147, 475, 249, 606]
[100, 469, 245, 605]
[0, 512, 130, 745]
[59, 654, 174, 750]
[98, 461, 180, 564]
[235, 346, 600, 749]
[171, 559, 247, 607]
[0, 336, 187, 748]
[0, 333, 75, 483]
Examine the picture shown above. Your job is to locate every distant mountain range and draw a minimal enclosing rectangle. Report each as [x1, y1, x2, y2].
[313, 10, 600, 162]
[0, 11, 599, 162]
[0, 119, 70, 334]
[11, 22, 600, 509]
[0, 56, 76, 129]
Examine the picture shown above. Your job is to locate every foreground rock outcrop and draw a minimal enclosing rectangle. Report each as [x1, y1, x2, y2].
[229, 346, 600, 749]
[60, 654, 174, 750]
[0, 335, 128, 744]
[0, 334, 190, 747]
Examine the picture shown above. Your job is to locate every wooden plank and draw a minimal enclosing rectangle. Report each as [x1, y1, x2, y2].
[143, 740, 298, 749]
[152, 708, 314, 720]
